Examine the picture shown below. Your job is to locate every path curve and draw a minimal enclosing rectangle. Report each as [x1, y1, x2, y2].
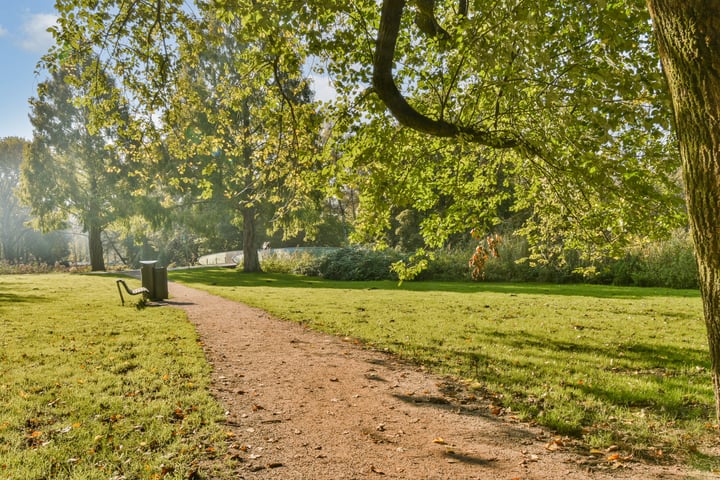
[168, 281, 711, 480]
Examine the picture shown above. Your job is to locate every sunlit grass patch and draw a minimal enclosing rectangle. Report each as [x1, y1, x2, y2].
[170, 268, 716, 467]
[0, 273, 232, 479]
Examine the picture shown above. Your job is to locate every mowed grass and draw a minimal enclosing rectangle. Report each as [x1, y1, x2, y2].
[170, 267, 718, 467]
[0, 273, 233, 479]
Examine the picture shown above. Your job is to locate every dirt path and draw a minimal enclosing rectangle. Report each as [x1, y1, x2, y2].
[168, 281, 713, 480]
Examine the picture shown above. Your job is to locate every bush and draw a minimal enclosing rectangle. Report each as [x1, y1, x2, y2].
[262, 230, 698, 290]
[261, 251, 323, 276]
[318, 247, 402, 281]
[630, 231, 698, 289]
[420, 249, 472, 281]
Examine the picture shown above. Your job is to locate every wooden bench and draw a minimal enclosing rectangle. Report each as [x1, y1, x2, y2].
[116, 279, 149, 306]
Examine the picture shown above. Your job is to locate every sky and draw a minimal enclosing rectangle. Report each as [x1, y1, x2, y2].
[0, 0, 57, 140]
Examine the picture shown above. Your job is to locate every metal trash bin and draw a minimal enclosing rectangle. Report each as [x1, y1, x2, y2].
[140, 260, 168, 300]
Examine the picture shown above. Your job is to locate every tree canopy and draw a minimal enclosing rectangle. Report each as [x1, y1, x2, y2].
[44, 1, 685, 261]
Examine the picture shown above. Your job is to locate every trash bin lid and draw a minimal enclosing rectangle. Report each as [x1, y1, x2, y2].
[139, 260, 158, 265]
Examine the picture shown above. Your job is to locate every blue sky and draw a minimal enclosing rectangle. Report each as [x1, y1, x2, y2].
[0, 0, 57, 140]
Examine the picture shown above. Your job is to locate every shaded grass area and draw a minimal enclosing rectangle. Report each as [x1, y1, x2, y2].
[170, 268, 717, 467]
[0, 273, 233, 479]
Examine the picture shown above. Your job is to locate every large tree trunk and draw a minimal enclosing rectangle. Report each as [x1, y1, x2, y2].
[647, 0, 720, 419]
[88, 223, 105, 271]
[242, 206, 262, 273]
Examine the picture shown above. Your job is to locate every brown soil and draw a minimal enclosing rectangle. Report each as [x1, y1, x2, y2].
[168, 281, 715, 480]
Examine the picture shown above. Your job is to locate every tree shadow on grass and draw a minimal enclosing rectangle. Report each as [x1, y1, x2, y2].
[0, 290, 47, 305]
[168, 268, 700, 300]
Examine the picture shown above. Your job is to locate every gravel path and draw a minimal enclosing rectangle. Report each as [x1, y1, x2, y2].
[168, 281, 713, 480]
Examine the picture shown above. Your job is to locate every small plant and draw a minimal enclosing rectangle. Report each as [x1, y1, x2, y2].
[469, 230, 501, 281]
[390, 248, 435, 286]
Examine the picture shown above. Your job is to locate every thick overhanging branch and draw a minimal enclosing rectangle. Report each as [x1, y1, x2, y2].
[414, 0, 450, 41]
[372, 0, 544, 156]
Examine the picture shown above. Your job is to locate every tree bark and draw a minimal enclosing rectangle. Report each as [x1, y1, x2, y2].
[88, 223, 106, 271]
[242, 206, 262, 273]
[647, 0, 720, 419]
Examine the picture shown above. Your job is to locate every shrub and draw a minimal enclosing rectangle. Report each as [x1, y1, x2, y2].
[261, 251, 323, 276]
[630, 231, 698, 289]
[318, 247, 402, 281]
[261, 230, 698, 290]
[420, 249, 472, 281]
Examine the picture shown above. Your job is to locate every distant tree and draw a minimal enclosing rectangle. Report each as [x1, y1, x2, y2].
[21, 57, 130, 271]
[159, 10, 324, 272]
[0, 137, 71, 264]
[0, 137, 29, 261]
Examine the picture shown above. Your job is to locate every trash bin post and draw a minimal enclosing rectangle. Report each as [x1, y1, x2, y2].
[140, 260, 168, 301]
[140, 260, 157, 298]
[153, 266, 168, 300]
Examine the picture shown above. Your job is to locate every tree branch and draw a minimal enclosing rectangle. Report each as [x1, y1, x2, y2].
[372, 0, 543, 155]
[414, 0, 450, 41]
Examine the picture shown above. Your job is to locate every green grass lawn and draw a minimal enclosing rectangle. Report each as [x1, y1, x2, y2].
[170, 267, 717, 468]
[0, 273, 233, 479]
[2, 269, 716, 475]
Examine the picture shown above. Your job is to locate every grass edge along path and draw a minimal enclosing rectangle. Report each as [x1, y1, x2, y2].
[0, 273, 235, 479]
[169, 267, 719, 471]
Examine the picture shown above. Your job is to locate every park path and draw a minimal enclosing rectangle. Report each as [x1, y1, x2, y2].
[166, 281, 710, 479]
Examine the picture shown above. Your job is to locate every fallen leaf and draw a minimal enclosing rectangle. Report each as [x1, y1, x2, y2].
[433, 437, 446, 445]
[545, 437, 564, 451]
[370, 465, 385, 475]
